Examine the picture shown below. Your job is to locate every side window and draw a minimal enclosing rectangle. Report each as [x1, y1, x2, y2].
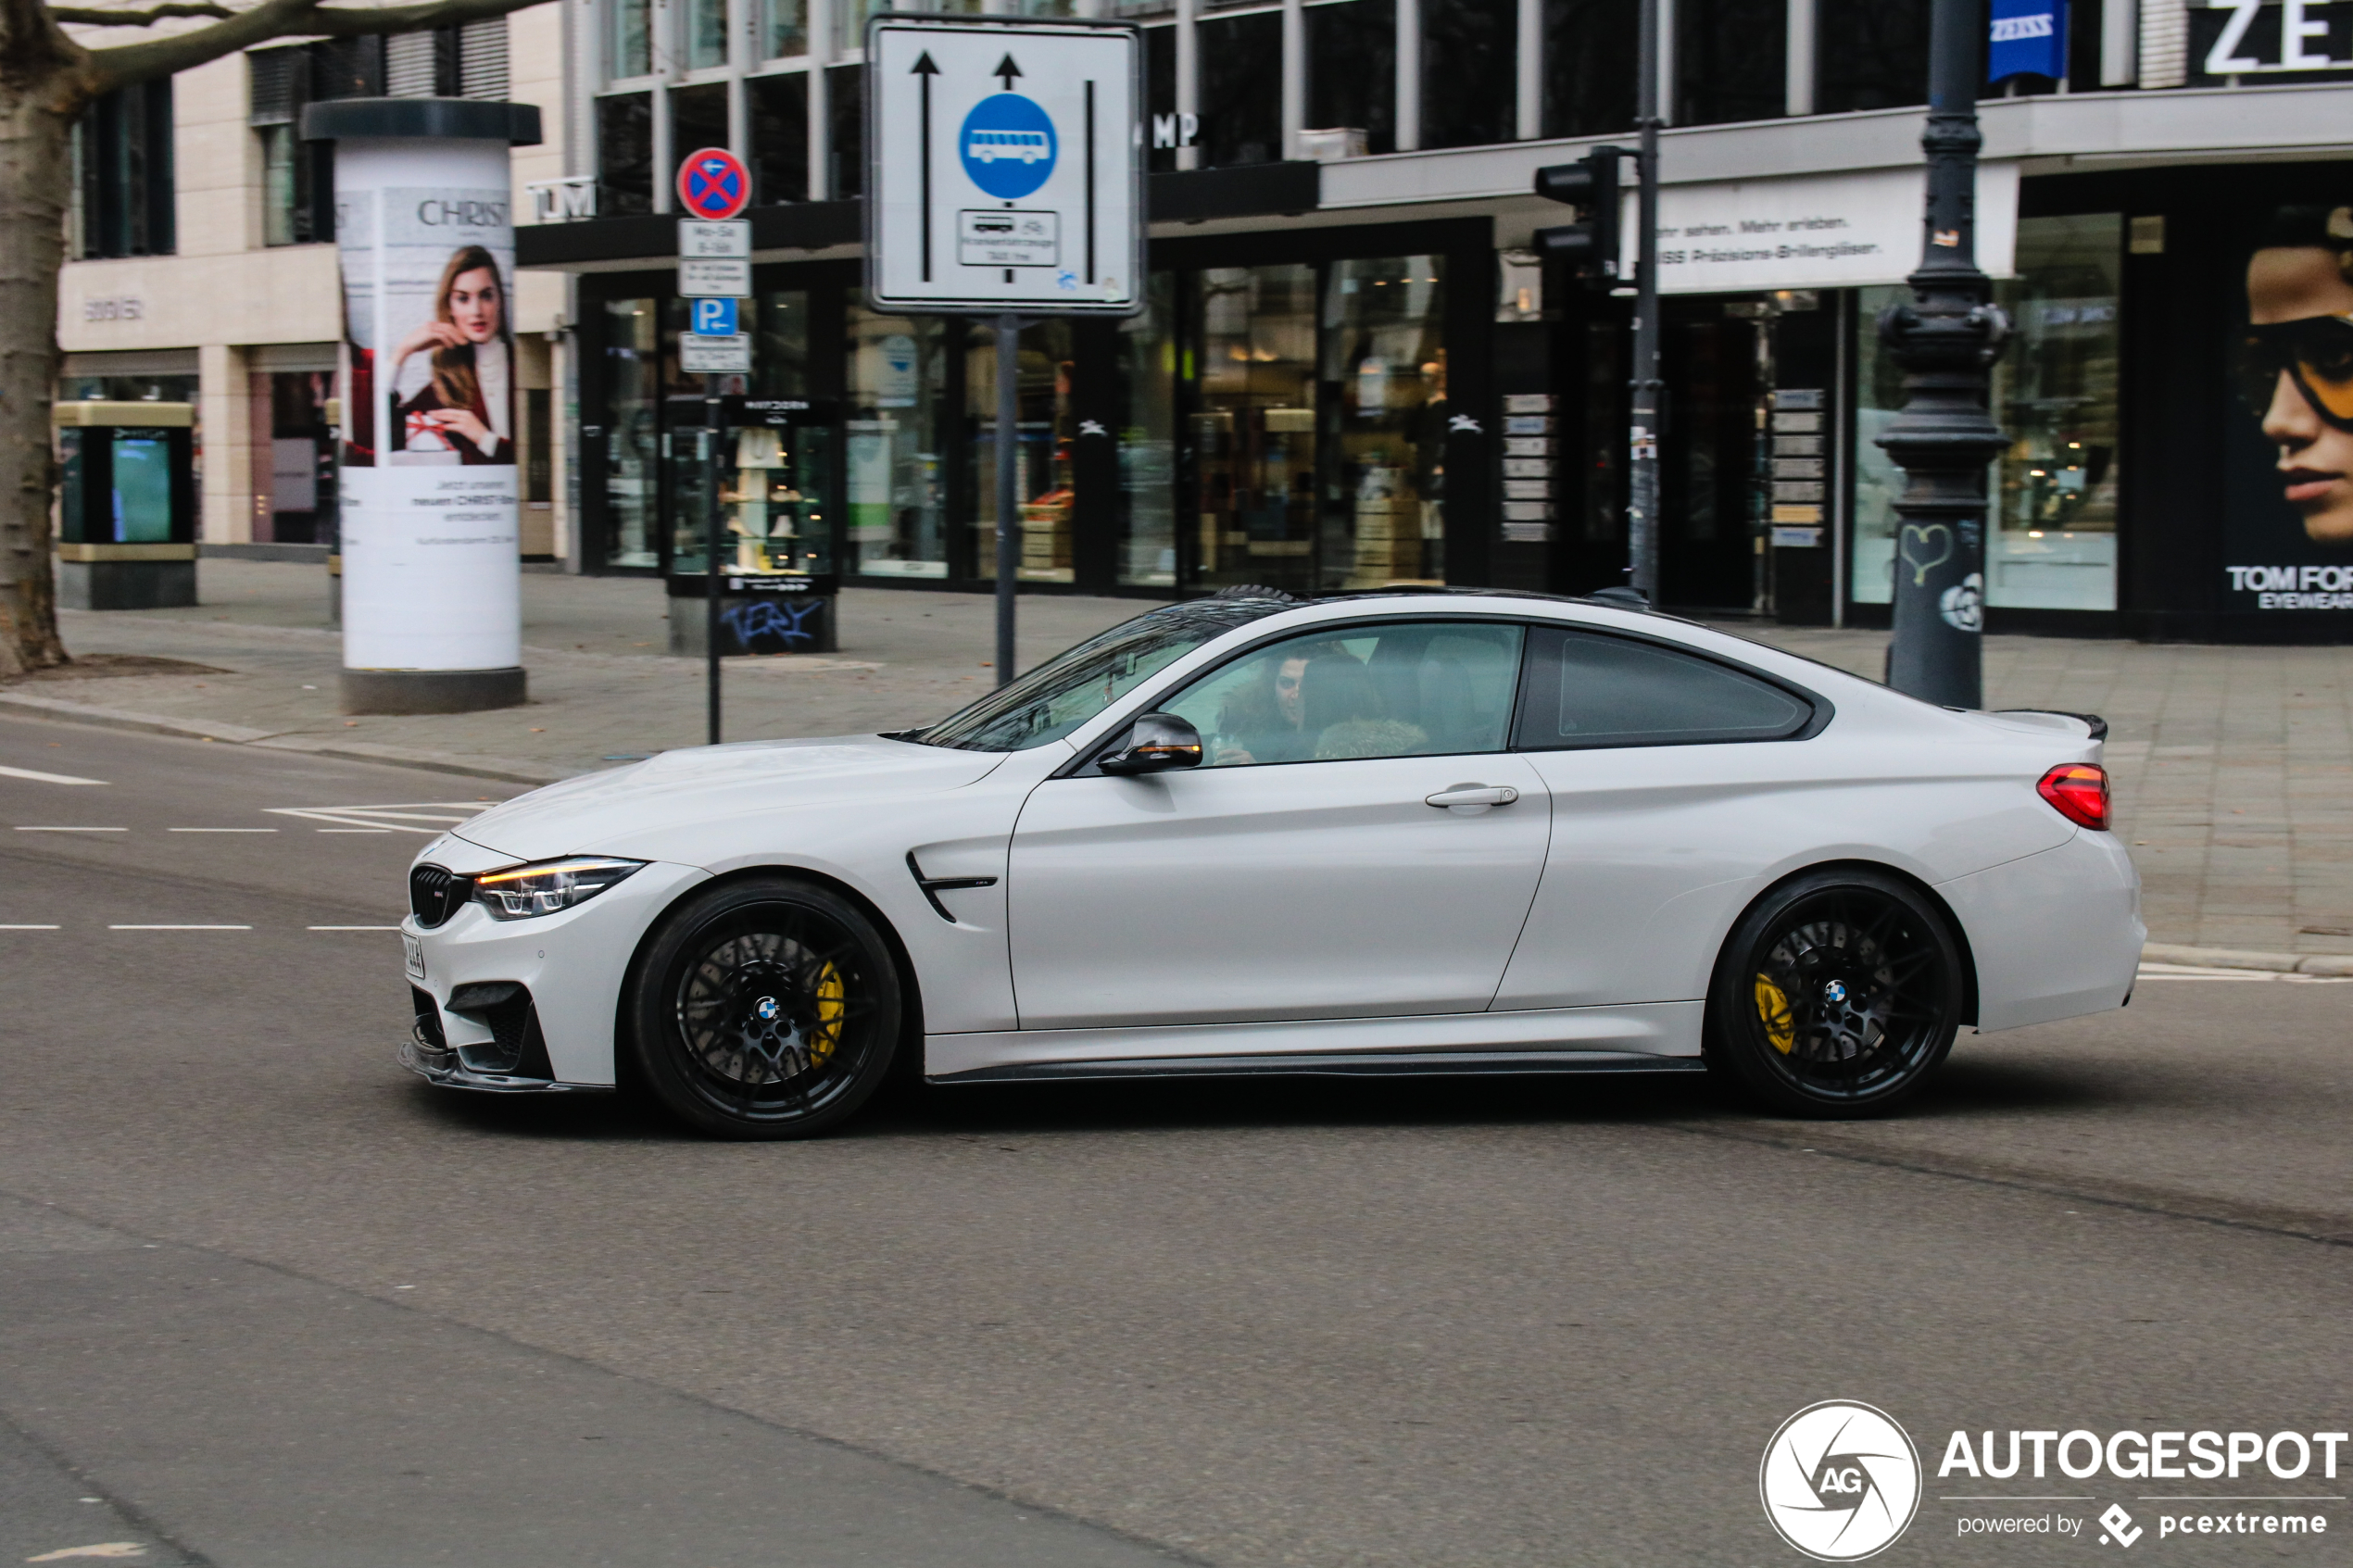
[1513, 626, 1815, 750]
[1158, 621, 1525, 766]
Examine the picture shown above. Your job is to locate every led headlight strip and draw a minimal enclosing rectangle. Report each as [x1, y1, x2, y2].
[471, 857, 648, 921]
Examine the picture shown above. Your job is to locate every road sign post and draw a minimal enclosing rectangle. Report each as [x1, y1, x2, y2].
[866, 16, 1141, 686]
[677, 178, 753, 741]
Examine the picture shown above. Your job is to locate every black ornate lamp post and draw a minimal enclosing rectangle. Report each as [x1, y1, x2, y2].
[1878, 0, 2010, 708]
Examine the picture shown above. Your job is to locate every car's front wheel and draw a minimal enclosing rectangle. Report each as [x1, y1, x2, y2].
[1705, 869, 1963, 1118]
[626, 876, 902, 1139]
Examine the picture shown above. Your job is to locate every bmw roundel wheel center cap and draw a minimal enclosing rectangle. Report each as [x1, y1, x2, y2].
[726, 960, 817, 1079]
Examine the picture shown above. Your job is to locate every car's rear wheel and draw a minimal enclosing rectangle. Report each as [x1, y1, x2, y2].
[626, 876, 900, 1139]
[1705, 869, 1963, 1118]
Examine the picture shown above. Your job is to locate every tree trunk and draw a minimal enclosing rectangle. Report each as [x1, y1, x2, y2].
[0, 80, 73, 676]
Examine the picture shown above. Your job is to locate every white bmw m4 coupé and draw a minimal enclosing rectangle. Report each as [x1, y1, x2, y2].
[399, 589, 2143, 1137]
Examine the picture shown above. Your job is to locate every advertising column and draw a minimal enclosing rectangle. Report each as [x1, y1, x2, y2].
[303, 99, 542, 714]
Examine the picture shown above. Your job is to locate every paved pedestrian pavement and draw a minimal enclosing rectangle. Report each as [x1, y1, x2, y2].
[8, 558, 2353, 958]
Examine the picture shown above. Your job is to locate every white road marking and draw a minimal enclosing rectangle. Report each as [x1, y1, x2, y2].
[107, 924, 252, 931]
[168, 827, 279, 834]
[308, 925, 400, 931]
[2135, 963, 2353, 984]
[14, 826, 126, 833]
[266, 802, 489, 834]
[315, 828, 393, 834]
[0, 764, 107, 785]
[0, 923, 61, 929]
[27, 1547, 150, 1562]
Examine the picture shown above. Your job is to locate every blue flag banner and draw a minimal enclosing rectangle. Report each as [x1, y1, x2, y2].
[1988, 0, 2068, 82]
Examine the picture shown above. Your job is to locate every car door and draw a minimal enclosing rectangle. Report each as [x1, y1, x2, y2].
[1006, 620, 1550, 1031]
[1490, 622, 1832, 1011]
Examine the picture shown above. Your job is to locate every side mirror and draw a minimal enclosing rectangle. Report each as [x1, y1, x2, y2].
[1099, 712, 1203, 775]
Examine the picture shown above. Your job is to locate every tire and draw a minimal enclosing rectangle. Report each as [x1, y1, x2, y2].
[1705, 868, 1964, 1119]
[625, 875, 902, 1139]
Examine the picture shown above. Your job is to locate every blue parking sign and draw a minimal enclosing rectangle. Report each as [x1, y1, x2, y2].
[691, 297, 739, 336]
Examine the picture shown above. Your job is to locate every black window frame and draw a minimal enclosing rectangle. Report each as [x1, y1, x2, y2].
[1510, 621, 1831, 752]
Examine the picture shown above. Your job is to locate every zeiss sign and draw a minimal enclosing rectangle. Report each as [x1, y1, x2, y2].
[2196, 0, 2353, 76]
[1987, 0, 2067, 82]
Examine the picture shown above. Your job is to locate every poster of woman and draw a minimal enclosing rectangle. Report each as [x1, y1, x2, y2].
[2228, 203, 2353, 611]
[388, 244, 515, 465]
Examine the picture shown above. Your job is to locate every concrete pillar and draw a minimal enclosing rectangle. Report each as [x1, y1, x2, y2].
[199, 343, 253, 545]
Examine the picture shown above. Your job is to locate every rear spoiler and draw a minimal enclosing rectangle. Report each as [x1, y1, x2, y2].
[1993, 709, 2108, 742]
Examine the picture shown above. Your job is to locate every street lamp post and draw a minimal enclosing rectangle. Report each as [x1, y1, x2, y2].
[1877, 0, 2009, 708]
[1627, 0, 1663, 605]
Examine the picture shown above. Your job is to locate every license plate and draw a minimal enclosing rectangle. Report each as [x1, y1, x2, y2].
[403, 934, 425, 979]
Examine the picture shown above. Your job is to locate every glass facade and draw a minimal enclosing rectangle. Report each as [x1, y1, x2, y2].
[686, 0, 728, 70]
[847, 306, 950, 579]
[1116, 274, 1179, 586]
[608, 0, 650, 78]
[1305, 0, 1394, 154]
[1855, 215, 2123, 612]
[1323, 256, 1449, 589]
[599, 297, 664, 569]
[1195, 264, 1320, 595]
[761, 0, 807, 58]
[967, 320, 1078, 583]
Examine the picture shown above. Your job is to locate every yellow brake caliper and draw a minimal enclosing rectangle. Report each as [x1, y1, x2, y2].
[1754, 973, 1795, 1055]
[809, 962, 846, 1065]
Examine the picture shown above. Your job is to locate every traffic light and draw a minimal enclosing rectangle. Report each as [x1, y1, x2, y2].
[1532, 146, 1623, 285]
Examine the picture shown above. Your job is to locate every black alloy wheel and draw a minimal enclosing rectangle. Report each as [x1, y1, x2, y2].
[627, 877, 902, 1139]
[1705, 869, 1963, 1118]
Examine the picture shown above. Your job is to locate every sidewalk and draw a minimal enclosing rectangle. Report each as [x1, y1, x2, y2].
[8, 558, 2353, 959]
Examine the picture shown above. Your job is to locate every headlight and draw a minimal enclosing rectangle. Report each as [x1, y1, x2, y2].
[472, 857, 647, 921]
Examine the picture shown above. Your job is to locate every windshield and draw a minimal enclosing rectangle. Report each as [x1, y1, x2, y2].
[911, 597, 1297, 751]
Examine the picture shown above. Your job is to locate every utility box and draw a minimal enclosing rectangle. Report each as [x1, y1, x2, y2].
[55, 401, 197, 610]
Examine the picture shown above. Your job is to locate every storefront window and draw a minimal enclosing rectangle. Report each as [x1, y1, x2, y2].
[967, 320, 1077, 583]
[848, 305, 950, 579]
[1321, 256, 1448, 590]
[1988, 214, 2121, 609]
[1117, 273, 1178, 586]
[1195, 263, 1319, 595]
[601, 297, 661, 568]
[1853, 214, 2121, 611]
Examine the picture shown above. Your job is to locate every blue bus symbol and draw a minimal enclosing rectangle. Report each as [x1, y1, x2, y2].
[959, 94, 1057, 200]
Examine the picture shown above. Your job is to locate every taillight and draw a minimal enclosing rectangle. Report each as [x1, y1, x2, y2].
[2037, 763, 2110, 830]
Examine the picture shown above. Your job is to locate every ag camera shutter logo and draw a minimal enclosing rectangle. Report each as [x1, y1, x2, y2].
[1761, 1400, 1923, 1561]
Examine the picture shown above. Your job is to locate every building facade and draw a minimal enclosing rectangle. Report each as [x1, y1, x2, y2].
[56, 6, 573, 561]
[62, 0, 2353, 644]
[512, 0, 2353, 641]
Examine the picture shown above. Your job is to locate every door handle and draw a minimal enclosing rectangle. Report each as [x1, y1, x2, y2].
[1425, 784, 1520, 811]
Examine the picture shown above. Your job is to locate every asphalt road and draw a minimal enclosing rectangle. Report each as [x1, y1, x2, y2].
[0, 712, 2347, 1568]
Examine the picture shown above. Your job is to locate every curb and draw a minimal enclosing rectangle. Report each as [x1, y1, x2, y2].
[2139, 941, 2353, 976]
[0, 689, 573, 787]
